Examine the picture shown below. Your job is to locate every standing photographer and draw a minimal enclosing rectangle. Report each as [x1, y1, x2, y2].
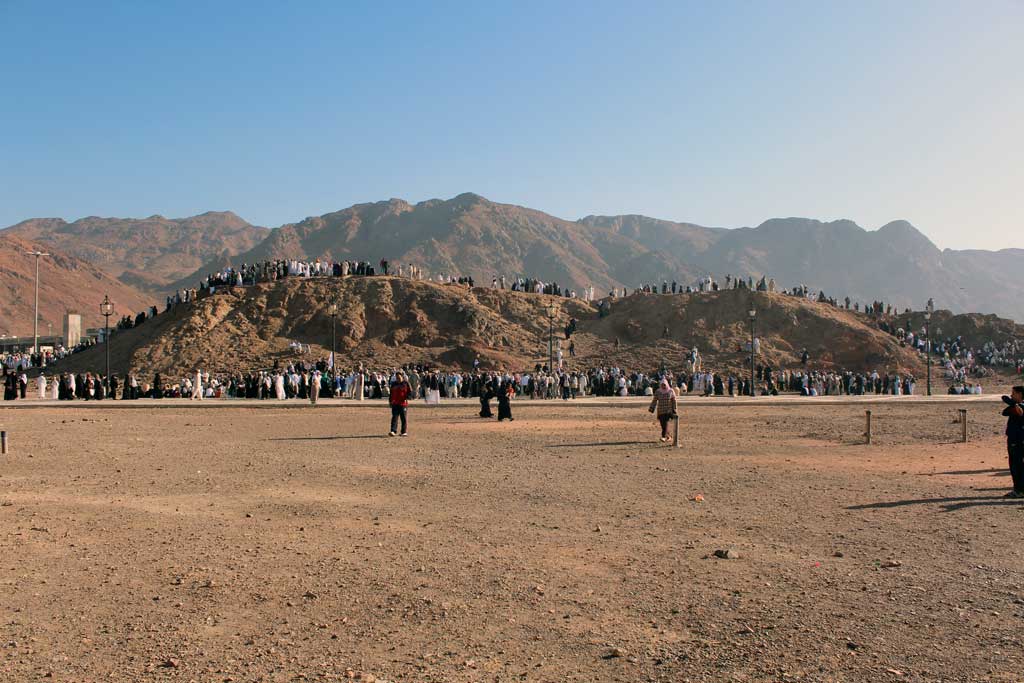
[1002, 386, 1024, 498]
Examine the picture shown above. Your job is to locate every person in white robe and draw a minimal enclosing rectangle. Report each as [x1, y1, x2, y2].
[50, 378, 59, 400]
[309, 370, 321, 405]
[355, 365, 365, 401]
[191, 370, 203, 400]
[274, 372, 286, 400]
[37, 374, 46, 399]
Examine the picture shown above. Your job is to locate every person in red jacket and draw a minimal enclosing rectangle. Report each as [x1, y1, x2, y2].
[388, 371, 411, 436]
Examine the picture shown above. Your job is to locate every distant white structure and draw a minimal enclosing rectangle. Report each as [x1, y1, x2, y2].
[63, 312, 82, 348]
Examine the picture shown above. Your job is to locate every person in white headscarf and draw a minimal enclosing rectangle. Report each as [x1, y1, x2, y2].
[648, 379, 679, 443]
[37, 374, 47, 399]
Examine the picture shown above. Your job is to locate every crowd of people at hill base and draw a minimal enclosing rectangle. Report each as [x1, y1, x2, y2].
[2, 338, 100, 373]
[0, 356, 953, 403]
[15, 334, 1020, 404]
[2, 370, 141, 401]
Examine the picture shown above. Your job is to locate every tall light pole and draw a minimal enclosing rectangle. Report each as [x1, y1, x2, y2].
[329, 302, 338, 383]
[749, 307, 757, 397]
[924, 300, 934, 396]
[26, 250, 49, 359]
[100, 295, 113, 397]
[546, 303, 557, 373]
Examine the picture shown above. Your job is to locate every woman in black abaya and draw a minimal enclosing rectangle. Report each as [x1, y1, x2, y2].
[479, 378, 495, 418]
[497, 380, 514, 422]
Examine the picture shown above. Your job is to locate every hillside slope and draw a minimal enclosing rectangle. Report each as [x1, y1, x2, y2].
[5, 211, 267, 293]
[0, 234, 153, 337]
[51, 277, 924, 378]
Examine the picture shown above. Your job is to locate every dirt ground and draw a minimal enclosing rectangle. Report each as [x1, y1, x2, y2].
[0, 399, 1021, 682]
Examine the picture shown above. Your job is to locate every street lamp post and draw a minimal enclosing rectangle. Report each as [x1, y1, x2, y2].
[546, 303, 558, 372]
[924, 306, 933, 396]
[329, 303, 338, 382]
[26, 250, 50, 359]
[100, 295, 113, 397]
[749, 307, 757, 397]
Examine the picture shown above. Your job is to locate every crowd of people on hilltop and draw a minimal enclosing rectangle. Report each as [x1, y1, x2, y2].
[598, 273, 925, 321]
[191, 258, 596, 301]
[203, 258, 426, 287]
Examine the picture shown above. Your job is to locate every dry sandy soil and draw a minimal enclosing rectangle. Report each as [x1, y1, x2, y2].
[0, 398, 1021, 682]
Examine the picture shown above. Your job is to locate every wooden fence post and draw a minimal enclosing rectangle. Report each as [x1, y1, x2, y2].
[959, 409, 968, 443]
[865, 410, 872, 445]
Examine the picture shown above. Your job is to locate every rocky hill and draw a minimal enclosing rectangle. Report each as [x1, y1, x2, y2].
[4, 211, 267, 293]
[0, 234, 154, 336]
[50, 276, 925, 378]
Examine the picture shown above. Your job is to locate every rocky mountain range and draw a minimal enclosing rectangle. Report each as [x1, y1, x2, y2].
[1, 193, 1021, 337]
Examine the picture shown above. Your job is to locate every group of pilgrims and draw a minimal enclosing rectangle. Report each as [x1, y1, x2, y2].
[3, 370, 142, 401]
[2, 341, 89, 372]
[195, 259, 597, 301]
[6, 330, 1020, 403]
[0, 359, 935, 403]
[603, 274, 913, 315]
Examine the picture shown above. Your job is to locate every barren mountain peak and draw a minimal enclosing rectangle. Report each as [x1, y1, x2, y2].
[877, 219, 919, 233]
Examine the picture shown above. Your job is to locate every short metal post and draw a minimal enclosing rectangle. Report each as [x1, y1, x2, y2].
[959, 409, 968, 443]
[865, 410, 872, 445]
[1, 431, 7, 455]
[673, 415, 680, 448]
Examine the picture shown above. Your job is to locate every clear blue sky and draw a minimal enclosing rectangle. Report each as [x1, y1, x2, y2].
[1, 0, 1021, 249]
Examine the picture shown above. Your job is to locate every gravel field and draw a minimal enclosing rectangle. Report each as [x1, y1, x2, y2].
[0, 399, 1020, 682]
